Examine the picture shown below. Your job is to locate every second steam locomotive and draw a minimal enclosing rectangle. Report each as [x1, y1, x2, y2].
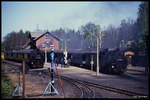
[53, 48, 128, 74]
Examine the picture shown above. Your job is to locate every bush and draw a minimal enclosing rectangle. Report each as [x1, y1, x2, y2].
[1, 79, 13, 98]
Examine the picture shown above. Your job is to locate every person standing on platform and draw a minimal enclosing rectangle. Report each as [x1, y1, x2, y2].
[63, 50, 68, 68]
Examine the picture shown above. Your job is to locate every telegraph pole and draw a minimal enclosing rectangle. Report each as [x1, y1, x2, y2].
[96, 35, 99, 76]
[65, 40, 66, 51]
[96, 31, 102, 76]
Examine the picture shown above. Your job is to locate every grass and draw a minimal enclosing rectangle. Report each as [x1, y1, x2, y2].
[1, 78, 13, 98]
[1, 63, 23, 98]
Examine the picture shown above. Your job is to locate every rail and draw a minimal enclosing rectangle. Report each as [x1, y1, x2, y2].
[61, 76, 95, 98]
[60, 75, 146, 97]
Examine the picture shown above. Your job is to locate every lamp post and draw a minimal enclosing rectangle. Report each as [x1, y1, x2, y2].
[42, 43, 48, 68]
[96, 31, 102, 76]
[45, 46, 47, 64]
[42, 44, 47, 68]
[45, 39, 49, 63]
[43, 38, 50, 68]
[96, 36, 99, 76]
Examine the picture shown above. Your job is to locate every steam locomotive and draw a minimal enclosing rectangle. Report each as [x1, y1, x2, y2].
[53, 48, 128, 74]
[4, 33, 45, 72]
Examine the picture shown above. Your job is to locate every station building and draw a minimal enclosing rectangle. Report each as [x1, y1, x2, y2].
[23, 30, 60, 51]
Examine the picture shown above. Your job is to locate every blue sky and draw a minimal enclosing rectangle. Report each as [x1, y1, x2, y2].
[2, 1, 141, 41]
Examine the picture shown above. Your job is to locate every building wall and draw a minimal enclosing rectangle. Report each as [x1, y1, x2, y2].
[36, 33, 59, 51]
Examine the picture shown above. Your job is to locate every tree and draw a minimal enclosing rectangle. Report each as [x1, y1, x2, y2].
[115, 18, 138, 49]
[104, 25, 118, 48]
[80, 22, 101, 48]
[1, 42, 5, 52]
[51, 28, 66, 50]
[3, 30, 29, 51]
[137, 2, 149, 35]
[136, 2, 149, 51]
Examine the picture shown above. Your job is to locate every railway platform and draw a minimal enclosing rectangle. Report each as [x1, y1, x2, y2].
[56, 64, 148, 97]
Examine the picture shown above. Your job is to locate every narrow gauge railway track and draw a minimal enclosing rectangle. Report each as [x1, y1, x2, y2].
[60, 76, 146, 97]
[61, 77, 95, 98]
[127, 68, 145, 73]
[43, 71, 95, 98]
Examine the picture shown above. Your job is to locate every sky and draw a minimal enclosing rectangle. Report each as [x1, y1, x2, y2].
[2, 1, 141, 41]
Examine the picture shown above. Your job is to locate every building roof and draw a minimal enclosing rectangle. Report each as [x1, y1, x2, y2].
[31, 30, 45, 39]
[31, 30, 60, 41]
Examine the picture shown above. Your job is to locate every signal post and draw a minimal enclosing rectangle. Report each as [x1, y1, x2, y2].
[43, 45, 58, 96]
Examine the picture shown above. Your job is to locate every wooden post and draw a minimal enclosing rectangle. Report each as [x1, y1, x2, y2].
[22, 60, 25, 98]
[55, 61, 66, 98]
[48, 68, 51, 79]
